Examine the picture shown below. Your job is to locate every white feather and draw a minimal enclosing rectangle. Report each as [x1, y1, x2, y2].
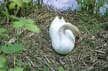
[49, 16, 78, 54]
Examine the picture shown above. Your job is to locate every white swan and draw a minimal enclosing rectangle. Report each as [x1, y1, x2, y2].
[49, 16, 80, 54]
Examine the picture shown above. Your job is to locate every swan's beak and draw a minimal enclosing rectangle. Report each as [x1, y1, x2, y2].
[75, 30, 80, 38]
[75, 31, 81, 45]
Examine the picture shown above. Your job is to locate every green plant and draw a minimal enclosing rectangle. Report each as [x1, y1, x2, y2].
[0, 16, 40, 71]
[37, 0, 42, 9]
[7, 0, 31, 16]
[80, 23, 101, 35]
[0, 56, 24, 71]
[9, 67, 23, 71]
[77, 0, 108, 16]
[77, 0, 95, 12]
[12, 17, 40, 33]
[57, 66, 64, 71]
[1, 43, 24, 54]
[0, 28, 7, 35]
[0, 56, 7, 71]
[41, 64, 50, 71]
[0, 1, 40, 71]
[0, 28, 8, 46]
[0, 35, 24, 70]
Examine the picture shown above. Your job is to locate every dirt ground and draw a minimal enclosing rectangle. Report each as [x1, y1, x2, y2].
[7, 8, 108, 71]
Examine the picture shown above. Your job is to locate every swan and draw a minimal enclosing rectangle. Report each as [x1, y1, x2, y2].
[49, 16, 80, 54]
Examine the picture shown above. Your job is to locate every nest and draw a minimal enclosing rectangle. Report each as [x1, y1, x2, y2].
[7, 8, 108, 71]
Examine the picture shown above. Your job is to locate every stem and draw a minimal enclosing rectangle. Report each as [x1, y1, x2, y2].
[16, 29, 19, 44]
[13, 53, 16, 66]
[15, 7, 20, 16]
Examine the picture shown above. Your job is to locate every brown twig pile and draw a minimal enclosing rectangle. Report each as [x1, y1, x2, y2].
[7, 8, 108, 71]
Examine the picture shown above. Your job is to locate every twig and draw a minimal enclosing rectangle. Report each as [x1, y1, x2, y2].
[43, 55, 54, 71]
[25, 56, 35, 67]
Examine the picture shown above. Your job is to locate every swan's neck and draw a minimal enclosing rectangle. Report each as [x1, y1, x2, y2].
[58, 25, 75, 41]
[59, 24, 80, 37]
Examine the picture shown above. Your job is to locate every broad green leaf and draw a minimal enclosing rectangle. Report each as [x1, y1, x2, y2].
[12, 17, 40, 33]
[2, 7, 10, 18]
[0, 28, 7, 34]
[1, 43, 24, 54]
[22, 18, 34, 24]
[23, 0, 31, 3]
[9, 2, 16, 9]
[25, 23, 40, 33]
[22, 18, 39, 32]
[0, 56, 7, 68]
[42, 65, 50, 71]
[12, 16, 25, 29]
[57, 66, 64, 71]
[9, 67, 23, 71]
[0, 68, 7, 71]
[13, 21, 24, 29]
[9, 0, 23, 9]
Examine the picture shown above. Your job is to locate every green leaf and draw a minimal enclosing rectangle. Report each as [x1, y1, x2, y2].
[23, 18, 40, 32]
[9, 67, 23, 71]
[1, 43, 24, 54]
[22, 18, 34, 25]
[12, 17, 40, 33]
[13, 21, 24, 29]
[2, 7, 10, 18]
[42, 64, 50, 71]
[0, 68, 7, 71]
[23, 0, 31, 3]
[0, 56, 7, 68]
[9, 0, 23, 9]
[25, 23, 40, 33]
[0, 28, 7, 34]
[9, 2, 16, 9]
[57, 66, 64, 71]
